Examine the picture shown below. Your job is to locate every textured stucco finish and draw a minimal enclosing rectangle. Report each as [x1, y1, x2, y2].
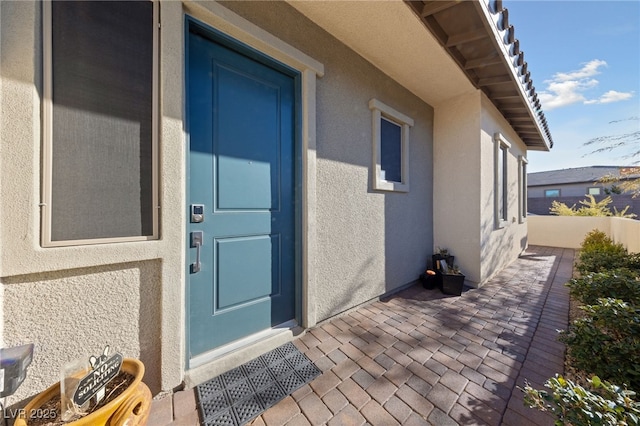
[0, 0, 185, 398]
[433, 92, 528, 286]
[221, 1, 435, 322]
[479, 96, 528, 283]
[433, 91, 482, 285]
[2, 261, 162, 405]
[156, 0, 188, 397]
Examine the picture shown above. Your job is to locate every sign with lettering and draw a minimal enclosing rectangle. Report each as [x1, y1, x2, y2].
[72, 348, 123, 407]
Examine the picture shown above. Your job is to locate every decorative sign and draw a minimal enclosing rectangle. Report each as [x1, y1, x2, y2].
[72, 346, 123, 407]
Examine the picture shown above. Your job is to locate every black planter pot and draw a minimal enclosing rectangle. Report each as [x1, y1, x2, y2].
[420, 272, 437, 290]
[441, 273, 465, 296]
[432, 254, 454, 270]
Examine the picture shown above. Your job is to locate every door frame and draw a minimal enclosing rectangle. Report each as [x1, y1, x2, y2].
[184, 11, 321, 371]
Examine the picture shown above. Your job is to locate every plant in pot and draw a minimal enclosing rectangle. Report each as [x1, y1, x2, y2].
[432, 247, 454, 271]
[15, 349, 151, 426]
[436, 260, 466, 296]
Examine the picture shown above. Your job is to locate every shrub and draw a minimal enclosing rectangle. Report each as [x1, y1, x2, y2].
[523, 375, 640, 426]
[626, 253, 640, 271]
[578, 249, 630, 275]
[568, 269, 640, 306]
[550, 195, 636, 218]
[550, 200, 579, 216]
[580, 229, 620, 253]
[560, 299, 640, 390]
[578, 229, 628, 274]
[526, 231, 640, 422]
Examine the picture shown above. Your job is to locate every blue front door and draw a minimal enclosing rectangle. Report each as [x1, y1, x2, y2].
[187, 26, 298, 358]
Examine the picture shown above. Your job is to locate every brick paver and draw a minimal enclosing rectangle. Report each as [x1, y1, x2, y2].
[260, 396, 300, 425]
[321, 388, 348, 415]
[148, 394, 173, 426]
[173, 389, 197, 419]
[149, 246, 572, 425]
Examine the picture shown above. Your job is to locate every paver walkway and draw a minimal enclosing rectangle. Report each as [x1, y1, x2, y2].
[149, 245, 574, 425]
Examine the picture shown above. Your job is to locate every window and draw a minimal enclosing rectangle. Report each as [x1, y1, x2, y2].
[518, 155, 528, 223]
[42, 1, 158, 246]
[545, 189, 560, 198]
[369, 99, 413, 192]
[494, 133, 511, 229]
[588, 187, 601, 196]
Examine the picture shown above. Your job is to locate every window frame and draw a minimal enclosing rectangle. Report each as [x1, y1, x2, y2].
[518, 155, 528, 223]
[494, 133, 511, 229]
[369, 99, 413, 193]
[545, 189, 561, 198]
[41, 0, 160, 247]
[588, 187, 601, 196]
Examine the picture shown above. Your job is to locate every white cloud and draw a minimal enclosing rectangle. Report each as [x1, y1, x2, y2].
[539, 60, 634, 110]
[553, 59, 607, 82]
[585, 90, 635, 105]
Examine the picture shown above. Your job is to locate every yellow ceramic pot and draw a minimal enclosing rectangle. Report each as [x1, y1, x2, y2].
[15, 358, 151, 426]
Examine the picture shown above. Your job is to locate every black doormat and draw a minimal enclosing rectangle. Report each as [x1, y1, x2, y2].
[196, 341, 321, 426]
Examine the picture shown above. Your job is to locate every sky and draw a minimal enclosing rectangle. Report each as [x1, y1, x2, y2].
[504, 0, 640, 173]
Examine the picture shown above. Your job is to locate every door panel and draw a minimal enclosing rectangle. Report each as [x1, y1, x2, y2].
[215, 65, 280, 211]
[188, 28, 296, 358]
[215, 235, 277, 310]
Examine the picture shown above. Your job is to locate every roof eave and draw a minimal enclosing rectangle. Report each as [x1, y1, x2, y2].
[405, 0, 553, 151]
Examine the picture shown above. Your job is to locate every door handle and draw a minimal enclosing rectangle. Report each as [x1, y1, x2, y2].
[191, 231, 203, 273]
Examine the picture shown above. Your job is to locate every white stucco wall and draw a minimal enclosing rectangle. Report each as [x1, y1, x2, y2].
[433, 91, 482, 285]
[220, 1, 435, 322]
[2, 262, 162, 403]
[528, 216, 640, 253]
[479, 96, 528, 283]
[433, 93, 529, 287]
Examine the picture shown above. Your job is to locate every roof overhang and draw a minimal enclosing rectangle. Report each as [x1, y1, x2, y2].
[288, 0, 552, 151]
[406, 0, 552, 150]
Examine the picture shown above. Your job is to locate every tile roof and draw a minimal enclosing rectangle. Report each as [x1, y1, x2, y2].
[406, 0, 553, 150]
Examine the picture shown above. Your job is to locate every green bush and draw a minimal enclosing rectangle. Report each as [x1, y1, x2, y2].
[568, 269, 640, 306]
[626, 253, 640, 271]
[560, 299, 640, 390]
[581, 229, 626, 253]
[578, 249, 631, 275]
[581, 229, 618, 252]
[523, 375, 640, 426]
[578, 229, 628, 274]
[526, 232, 640, 422]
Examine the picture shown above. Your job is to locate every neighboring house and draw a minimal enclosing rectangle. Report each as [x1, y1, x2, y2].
[0, 0, 552, 403]
[528, 166, 640, 216]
